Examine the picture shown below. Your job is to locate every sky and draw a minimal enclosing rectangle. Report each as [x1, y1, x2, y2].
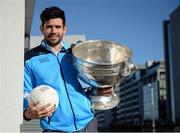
[31, 0, 180, 65]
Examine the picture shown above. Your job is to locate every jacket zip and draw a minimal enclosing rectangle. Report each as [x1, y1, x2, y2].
[48, 117, 51, 125]
[56, 53, 78, 130]
[44, 46, 77, 130]
[48, 110, 55, 125]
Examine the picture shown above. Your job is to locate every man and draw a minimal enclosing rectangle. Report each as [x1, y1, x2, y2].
[23, 6, 113, 132]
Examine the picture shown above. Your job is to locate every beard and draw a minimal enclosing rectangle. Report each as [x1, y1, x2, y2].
[45, 33, 62, 47]
[46, 38, 61, 47]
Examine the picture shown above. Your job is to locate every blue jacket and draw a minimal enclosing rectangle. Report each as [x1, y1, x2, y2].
[23, 40, 94, 132]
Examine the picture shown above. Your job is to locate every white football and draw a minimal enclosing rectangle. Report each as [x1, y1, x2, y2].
[28, 85, 59, 110]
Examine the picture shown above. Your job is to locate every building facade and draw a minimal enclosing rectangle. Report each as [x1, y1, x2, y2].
[163, 6, 180, 128]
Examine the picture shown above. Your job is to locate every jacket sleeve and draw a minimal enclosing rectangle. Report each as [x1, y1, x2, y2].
[23, 60, 35, 111]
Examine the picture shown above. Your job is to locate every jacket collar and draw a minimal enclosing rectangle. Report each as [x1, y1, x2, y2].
[40, 39, 66, 55]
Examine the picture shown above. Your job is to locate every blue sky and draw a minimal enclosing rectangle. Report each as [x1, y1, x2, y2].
[31, 0, 180, 65]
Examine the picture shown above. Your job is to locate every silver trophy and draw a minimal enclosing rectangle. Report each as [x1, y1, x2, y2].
[71, 40, 136, 110]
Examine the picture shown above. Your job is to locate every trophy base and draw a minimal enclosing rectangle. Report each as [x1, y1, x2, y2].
[91, 95, 120, 110]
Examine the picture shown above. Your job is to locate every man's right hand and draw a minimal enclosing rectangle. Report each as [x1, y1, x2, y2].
[24, 102, 55, 119]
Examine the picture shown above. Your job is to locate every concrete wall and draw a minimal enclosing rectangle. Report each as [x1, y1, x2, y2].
[0, 0, 24, 132]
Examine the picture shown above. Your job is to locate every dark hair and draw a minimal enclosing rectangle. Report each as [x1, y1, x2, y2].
[40, 6, 66, 26]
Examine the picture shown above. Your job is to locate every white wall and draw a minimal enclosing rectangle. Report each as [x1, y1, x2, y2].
[0, 0, 24, 132]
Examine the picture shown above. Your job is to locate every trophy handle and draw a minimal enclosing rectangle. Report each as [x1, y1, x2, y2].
[121, 60, 136, 77]
[71, 40, 83, 49]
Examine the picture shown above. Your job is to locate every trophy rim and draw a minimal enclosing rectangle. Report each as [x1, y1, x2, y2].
[72, 40, 133, 66]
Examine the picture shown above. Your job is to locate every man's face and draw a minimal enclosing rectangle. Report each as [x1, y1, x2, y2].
[40, 18, 67, 46]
